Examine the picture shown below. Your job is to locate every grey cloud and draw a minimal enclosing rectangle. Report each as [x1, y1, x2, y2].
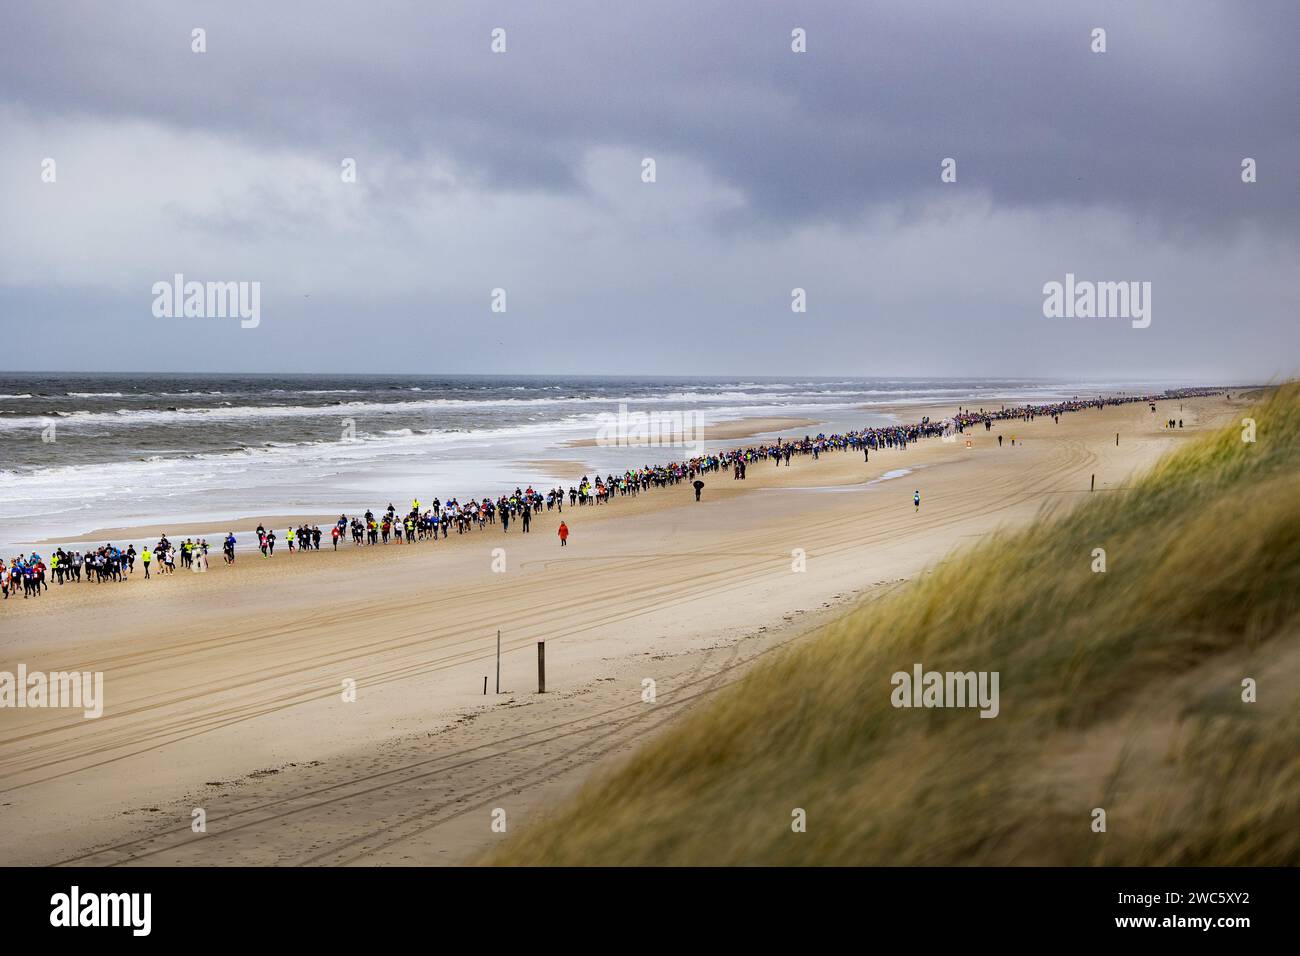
[0, 1, 1296, 379]
[4, 1, 1296, 229]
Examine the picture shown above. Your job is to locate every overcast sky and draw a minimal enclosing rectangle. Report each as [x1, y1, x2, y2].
[1, 1, 1296, 381]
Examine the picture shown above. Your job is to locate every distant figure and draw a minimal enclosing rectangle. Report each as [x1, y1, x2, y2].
[914, 490, 921, 512]
[558, 522, 569, 547]
[693, 479, 705, 501]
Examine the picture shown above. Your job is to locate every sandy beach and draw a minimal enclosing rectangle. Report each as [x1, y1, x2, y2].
[0, 393, 1240, 866]
[7, 1, 1292, 929]
[28, 415, 833, 552]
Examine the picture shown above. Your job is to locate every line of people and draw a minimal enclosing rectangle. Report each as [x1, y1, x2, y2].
[2, 387, 1221, 604]
[0, 533, 217, 599]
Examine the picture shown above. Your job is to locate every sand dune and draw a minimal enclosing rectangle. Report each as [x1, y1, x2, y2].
[489, 385, 1300, 865]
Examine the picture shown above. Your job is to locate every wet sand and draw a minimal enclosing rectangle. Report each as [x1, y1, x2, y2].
[563, 415, 824, 448]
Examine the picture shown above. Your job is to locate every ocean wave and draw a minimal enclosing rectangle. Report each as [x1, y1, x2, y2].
[0, 381, 1042, 433]
[0, 391, 853, 429]
[0, 414, 600, 485]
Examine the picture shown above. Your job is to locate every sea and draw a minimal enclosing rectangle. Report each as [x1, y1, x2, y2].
[0, 373, 1195, 553]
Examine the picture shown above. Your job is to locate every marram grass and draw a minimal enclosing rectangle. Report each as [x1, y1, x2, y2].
[488, 385, 1300, 865]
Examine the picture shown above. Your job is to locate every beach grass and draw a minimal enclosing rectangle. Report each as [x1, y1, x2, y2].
[487, 384, 1300, 865]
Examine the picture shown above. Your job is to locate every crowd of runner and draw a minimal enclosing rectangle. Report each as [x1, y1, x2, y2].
[0, 387, 1223, 602]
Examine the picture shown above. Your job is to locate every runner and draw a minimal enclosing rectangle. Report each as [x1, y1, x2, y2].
[0, 387, 1222, 609]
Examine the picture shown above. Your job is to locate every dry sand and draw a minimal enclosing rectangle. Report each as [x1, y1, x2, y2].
[0, 394, 1241, 866]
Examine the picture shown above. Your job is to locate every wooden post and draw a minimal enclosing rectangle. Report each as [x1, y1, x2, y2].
[483, 675, 487, 695]
[496, 629, 501, 695]
[1090, 473, 1095, 492]
[537, 641, 546, 694]
[1116, 432, 1119, 446]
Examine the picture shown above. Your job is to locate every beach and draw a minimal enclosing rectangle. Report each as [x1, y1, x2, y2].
[26, 414, 829, 551]
[0, 373, 1189, 554]
[6, 0, 1293, 928]
[0, 391, 1240, 866]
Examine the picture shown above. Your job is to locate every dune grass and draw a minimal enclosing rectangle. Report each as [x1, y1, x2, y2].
[488, 385, 1300, 866]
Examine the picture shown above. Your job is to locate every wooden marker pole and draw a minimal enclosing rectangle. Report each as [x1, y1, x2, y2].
[537, 641, 546, 694]
[496, 629, 501, 695]
[483, 676, 487, 696]
[1091, 474, 1095, 492]
[1116, 432, 1119, 446]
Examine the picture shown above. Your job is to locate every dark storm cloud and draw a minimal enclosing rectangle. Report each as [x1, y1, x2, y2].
[0, 1, 1295, 379]
[3, 0, 1296, 229]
